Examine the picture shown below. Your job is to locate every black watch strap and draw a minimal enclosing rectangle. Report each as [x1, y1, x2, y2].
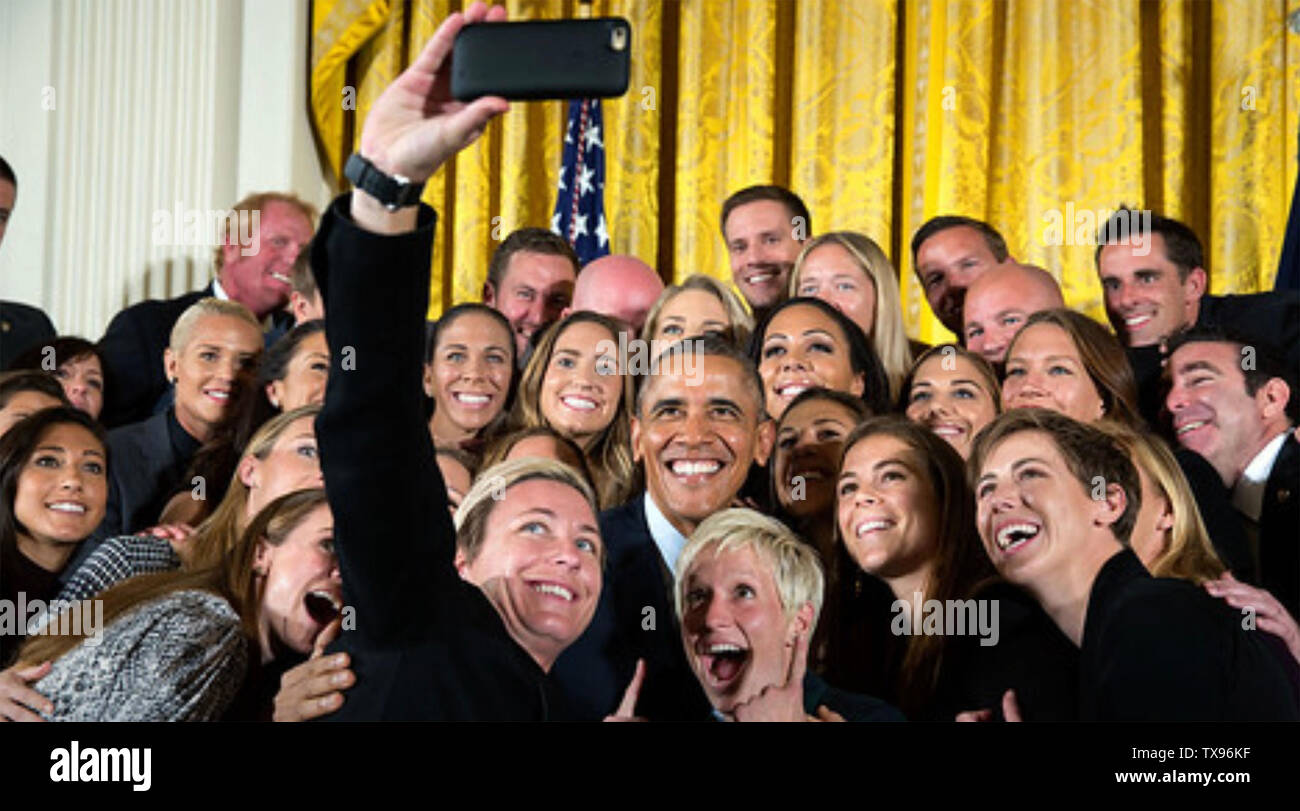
[344, 152, 426, 211]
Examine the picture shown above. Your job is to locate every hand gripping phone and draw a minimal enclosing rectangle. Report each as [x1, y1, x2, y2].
[451, 18, 631, 101]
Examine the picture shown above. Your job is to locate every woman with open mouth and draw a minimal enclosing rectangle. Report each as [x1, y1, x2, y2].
[11, 488, 341, 721]
[511, 310, 636, 509]
[424, 303, 517, 453]
[0, 407, 107, 671]
[752, 296, 891, 422]
[833, 416, 1078, 720]
[900, 343, 1001, 460]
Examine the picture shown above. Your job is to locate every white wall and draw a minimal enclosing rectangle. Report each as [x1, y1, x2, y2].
[0, 0, 332, 340]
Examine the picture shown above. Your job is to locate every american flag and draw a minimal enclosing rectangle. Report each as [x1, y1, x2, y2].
[551, 98, 610, 265]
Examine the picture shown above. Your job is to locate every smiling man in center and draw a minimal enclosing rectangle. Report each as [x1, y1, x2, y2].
[553, 335, 774, 719]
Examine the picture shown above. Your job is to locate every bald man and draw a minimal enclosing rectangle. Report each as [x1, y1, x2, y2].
[563, 254, 665, 334]
[962, 262, 1065, 363]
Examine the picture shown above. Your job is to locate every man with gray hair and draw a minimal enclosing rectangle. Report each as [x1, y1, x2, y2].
[671, 508, 904, 722]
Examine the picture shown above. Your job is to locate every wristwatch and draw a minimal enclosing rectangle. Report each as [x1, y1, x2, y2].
[344, 152, 426, 211]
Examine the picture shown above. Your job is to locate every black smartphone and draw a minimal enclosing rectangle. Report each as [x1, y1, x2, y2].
[451, 18, 631, 101]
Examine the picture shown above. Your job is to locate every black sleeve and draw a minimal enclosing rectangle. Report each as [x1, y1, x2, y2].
[1091, 589, 1228, 721]
[1176, 447, 1256, 583]
[314, 194, 453, 646]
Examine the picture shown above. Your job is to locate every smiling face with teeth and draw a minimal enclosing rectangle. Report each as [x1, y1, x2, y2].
[255, 502, 341, 658]
[165, 313, 263, 443]
[904, 352, 999, 459]
[759, 302, 866, 421]
[426, 309, 514, 444]
[1098, 235, 1205, 348]
[1165, 341, 1293, 487]
[835, 434, 939, 586]
[538, 321, 623, 450]
[219, 200, 315, 319]
[974, 429, 1129, 592]
[455, 478, 602, 670]
[633, 354, 772, 538]
[679, 544, 811, 715]
[724, 199, 805, 313]
[11, 421, 108, 571]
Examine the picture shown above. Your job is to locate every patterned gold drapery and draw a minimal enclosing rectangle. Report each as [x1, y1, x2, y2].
[310, 0, 1300, 342]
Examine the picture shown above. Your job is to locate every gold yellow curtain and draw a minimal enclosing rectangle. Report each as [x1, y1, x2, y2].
[310, 0, 1300, 342]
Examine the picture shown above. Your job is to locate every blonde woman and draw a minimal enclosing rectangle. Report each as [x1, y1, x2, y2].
[790, 232, 914, 398]
[642, 274, 754, 351]
[1101, 424, 1300, 668]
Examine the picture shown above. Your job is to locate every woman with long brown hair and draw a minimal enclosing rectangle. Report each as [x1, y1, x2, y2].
[834, 416, 1078, 719]
[511, 311, 635, 508]
[14, 488, 337, 720]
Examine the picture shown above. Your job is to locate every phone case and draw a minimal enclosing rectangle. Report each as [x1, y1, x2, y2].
[451, 18, 631, 101]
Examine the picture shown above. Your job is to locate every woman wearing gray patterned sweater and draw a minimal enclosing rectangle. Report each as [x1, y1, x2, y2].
[11, 488, 339, 721]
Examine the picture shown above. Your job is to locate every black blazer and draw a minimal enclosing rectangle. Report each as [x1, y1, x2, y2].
[0, 300, 57, 371]
[552, 495, 712, 721]
[101, 411, 194, 538]
[314, 195, 574, 721]
[1259, 433, 1300, 618]
[1079, 548, 1298, 721]
[97, 286, 211, 428]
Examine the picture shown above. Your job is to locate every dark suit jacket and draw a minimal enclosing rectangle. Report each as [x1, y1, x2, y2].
[553, 495, 713, 721]
[1079, 548, 1298, 721]
[1259, 433, 1300, 618]
[97, 286, 211, 428]
[0, 300, 56, 371]
[93, 411, 195, 545]
[314, 194, 575, 721]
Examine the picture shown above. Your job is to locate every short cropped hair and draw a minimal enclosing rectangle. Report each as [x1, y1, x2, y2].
[674, 507, 824, 627]
[213, 191, 318, 276]
[454, 456, 601, 565]
[0, 155, 15, 187]
[486, 228, 580, 293]
[635, 332, 765, 418]
[170, 298, 262, 355]
[968, 408, 1141, 544]
[1165, 325, 1299, 425]
[1094, 206, 1204, 282]
[910, 215, 1009, 266]
[720, 185, 811, 239]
